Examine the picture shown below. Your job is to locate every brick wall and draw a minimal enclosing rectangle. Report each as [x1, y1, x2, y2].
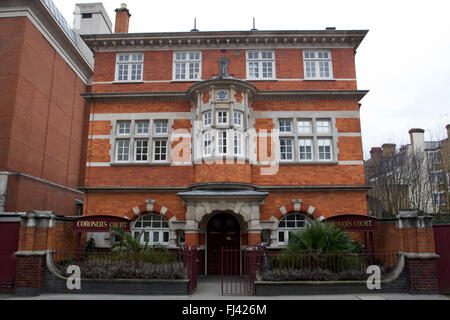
[0, 17, 89, 215]
[406, 257, 439, 293]
[91, 48, 357, 93]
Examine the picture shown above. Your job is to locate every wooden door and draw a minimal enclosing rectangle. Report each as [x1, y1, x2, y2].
[206, 213, 240, 275]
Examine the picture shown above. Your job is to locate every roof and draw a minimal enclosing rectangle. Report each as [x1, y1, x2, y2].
[81, 29, 369, 52]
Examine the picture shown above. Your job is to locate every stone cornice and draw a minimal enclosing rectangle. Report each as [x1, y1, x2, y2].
[78, 185, 371, 193]
[81, 29, 368, 52]
[81, 89, 369, 103]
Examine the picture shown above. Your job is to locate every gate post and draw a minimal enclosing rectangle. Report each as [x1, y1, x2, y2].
[14, 211, 54, 296]
[396, 211, 439, 294]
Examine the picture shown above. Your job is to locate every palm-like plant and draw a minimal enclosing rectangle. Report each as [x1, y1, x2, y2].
[285, 220, 361, 254]
[110, 227, 148, 253]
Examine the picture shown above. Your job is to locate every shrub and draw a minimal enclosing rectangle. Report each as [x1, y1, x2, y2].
[285, 220, 361, 255]
[60, 261, 188, 280]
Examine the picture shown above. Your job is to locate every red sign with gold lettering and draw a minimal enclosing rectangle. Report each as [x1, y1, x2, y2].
[73, 215, 130, 232]
[324, 214, 378, 232]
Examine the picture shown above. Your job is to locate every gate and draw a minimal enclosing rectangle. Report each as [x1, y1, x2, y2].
[0, 222, 20, 292]
[182, 246, 198, 294]
[221, 247, 263, 295]
[433, 224, 450, 293]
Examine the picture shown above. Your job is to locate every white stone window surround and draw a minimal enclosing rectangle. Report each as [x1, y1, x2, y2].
[277, 117, 338, 163]
[303, 50, 333, 80]
[246, 50, 276, 80]
[111, 119, 171, 165]
[277, 213, 311, 245]
[132, 214, 170, 246]
[172, 51, 202, 81]
[115, 52, 144, 82]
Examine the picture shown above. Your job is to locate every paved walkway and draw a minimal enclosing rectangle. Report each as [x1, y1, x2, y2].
[1, 276, 449, 300]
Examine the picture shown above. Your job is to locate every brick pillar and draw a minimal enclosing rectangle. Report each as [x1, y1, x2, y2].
[14, 211, 55, 296]
[404, 253, 439, 294]
[396, 211, 439, 293]
[14, 251, 47, 296]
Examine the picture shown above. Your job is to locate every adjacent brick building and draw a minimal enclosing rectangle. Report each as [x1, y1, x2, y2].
[0, 0, 112, 216]
[80, 5, 370, 274]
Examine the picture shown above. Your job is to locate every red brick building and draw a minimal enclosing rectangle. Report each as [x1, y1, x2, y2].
[0, 0, 114, 216]
[81, 5, 369, 274]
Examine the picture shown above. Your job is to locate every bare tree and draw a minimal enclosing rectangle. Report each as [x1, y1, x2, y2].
[366, 148, 433, 216]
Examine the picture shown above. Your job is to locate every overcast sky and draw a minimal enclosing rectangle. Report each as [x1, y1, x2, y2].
[53, 0, 450, 159]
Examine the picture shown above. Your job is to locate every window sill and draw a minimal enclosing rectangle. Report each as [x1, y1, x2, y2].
[303, 78, 335, 81]
[112, 81, 144, 84]
[246, 78, 277, 81]
[170, 79, 203, 83]
[279, 161, 338, 165]
[110, 162, 171, 166]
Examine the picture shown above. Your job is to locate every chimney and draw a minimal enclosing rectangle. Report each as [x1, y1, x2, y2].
[114, 3, 131, 33]
[408, 128, 425, 152]
[446, 124, 450, 138]
[370, 147, 383, 163]
[382, 143, 396, 158]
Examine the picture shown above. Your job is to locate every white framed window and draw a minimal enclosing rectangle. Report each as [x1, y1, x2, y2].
[154, 120, 168, 135]
[297, 120, 312, 134]
[117, 121, 131, 135]
[433, 192, 446, 207]
[116, 139, 130, 162]
[173, 51, 201, 80]
[428, 150, 441, 164]
[153, 139, 168, 162]
[278, 117, 334, 162]
[430, 171, 445, 185]
[303, 50, 333, 80]
[279, 120, 293, 133]
[115, 53, 144, 82]
[134, 139, 149, 162]
[299, 138, 313, 161]
[217, 130, 227, 155]
[280, 138, 294, 161]
[318, 138, 332, 160]
[132, 214, 170, 246]
[233, 111, 243, 127]
[316, 120, 331, 134]
[216, 110, 228, 125]
[278, 214, 310, 245]
[234, 131, 243, 156]
[203, 111, 212, 127]
[247, 50, 275, 79]
[135, 121, 149, 135]
[203, 131, 212, 156]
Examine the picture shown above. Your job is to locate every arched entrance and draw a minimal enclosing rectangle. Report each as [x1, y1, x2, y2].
[206, 212, 240, 275]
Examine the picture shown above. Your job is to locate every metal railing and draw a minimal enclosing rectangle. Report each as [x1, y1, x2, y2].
[52, 246, 198, 293]
[255, 250, 398, 282]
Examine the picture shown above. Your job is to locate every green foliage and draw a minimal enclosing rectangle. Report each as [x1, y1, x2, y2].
[285, 220, 362, 254]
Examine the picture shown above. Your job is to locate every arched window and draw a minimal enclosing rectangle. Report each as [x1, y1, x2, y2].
[277, 213, 310, 245]
[132, 214, 170, 245]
